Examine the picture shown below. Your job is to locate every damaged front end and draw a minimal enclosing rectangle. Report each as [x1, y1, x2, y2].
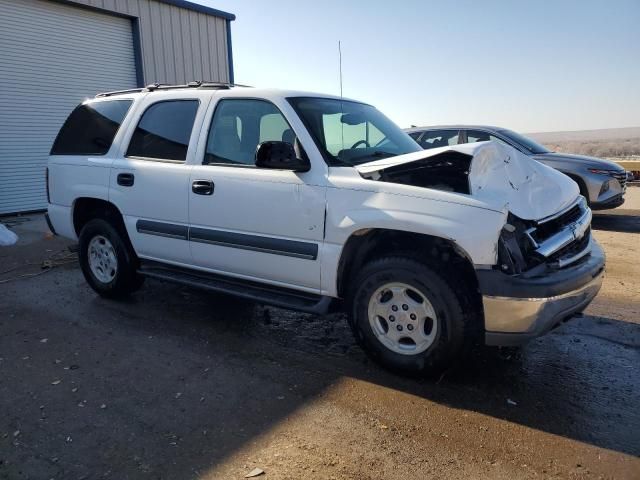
[481, 194, 604, 345]
[497, 196, 592, 274]
[359, 150, 473, 194]
[355, 142, 605, 344]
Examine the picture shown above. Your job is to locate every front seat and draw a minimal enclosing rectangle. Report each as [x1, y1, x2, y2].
[206, 117, 242, 164]
[281, 128, 296, 145]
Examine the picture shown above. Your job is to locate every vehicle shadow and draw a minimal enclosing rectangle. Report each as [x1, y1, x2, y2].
[1, 274, 638, 479]
[592, 209, 640, 233]
[104, 283, 640, 462]
[252, 304, 640, 459]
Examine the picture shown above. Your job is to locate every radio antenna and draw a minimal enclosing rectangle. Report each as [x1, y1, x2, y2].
[338, 40, 344, 99]
[339, 41, 345, 152]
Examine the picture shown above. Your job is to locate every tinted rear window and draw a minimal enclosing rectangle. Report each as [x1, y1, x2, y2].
[51, 100, 132, 155]
[126, 100, 199, 161]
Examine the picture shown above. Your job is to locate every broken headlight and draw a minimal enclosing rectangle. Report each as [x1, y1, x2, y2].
[497, 213, 538, 274]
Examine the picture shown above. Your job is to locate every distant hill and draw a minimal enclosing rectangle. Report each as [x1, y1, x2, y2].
[528, 127, 640, 143]
[526, 127, 640, 159]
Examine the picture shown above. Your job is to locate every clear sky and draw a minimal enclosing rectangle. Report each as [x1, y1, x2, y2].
[200, 0, 639, 133]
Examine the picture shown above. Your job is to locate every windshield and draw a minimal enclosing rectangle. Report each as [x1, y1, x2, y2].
[287, 97, 421, 166]
[498, 129, 550, 154]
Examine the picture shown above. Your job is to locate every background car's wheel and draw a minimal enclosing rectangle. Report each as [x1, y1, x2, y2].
[78, 218, 143, 298]
[348, 256, 479, 376]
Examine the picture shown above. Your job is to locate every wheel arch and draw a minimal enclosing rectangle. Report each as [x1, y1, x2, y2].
[335, 228, 479, 299]
[72, 197, 127, 237]
[561, 172, 590, 203]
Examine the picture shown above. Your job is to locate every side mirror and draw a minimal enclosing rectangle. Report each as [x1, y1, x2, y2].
[255, 141, 310, 172]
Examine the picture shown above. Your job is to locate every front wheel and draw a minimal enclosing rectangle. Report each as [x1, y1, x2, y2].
[348, 256, 478, 376]
[78, 218, 143, 298]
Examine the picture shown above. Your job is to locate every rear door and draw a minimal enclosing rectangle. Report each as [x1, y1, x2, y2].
[109, 92, 210, 264]
[188, 97, 326, 291]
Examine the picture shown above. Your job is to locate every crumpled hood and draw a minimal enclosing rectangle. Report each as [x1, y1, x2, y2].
[355, 141, 579, 220]
[532, 152, 625, 171]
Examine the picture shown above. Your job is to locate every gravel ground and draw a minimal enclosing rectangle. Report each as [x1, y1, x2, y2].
[0, 190, 638, 480]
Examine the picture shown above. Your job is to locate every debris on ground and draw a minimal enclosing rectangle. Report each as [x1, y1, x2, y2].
[507, 398, 518, 406]
[245, 467, 265, 478]
[0, 224, 18, 246]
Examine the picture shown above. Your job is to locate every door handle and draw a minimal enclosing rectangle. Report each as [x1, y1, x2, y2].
[117, 173, 134, 187]
[192, 180, 214, 195]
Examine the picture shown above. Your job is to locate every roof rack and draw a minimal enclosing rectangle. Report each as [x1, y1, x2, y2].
[95, 87, 146, 97]
[95, 81, 252, 98]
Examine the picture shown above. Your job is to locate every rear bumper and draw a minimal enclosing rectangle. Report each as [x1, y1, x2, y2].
[47, 204, 76, 240]
[478, 240, 605, 346]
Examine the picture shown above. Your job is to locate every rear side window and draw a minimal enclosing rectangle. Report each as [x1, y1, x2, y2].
[50, 100, 132, 155]
[419, 129, 459, 149]
[127, 100, 199, 162]
[466, 130, 502, 144]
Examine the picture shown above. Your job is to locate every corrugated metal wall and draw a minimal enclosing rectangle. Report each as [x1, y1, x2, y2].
[0, 0, 138, 214]
[68, 0, 231, 84]
[0, 0, 231, 214]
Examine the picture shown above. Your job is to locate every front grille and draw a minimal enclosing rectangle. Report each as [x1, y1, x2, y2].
[548, 227, 591, 264]
[531, 203, 583, 243]
[523, 196, 592, 268]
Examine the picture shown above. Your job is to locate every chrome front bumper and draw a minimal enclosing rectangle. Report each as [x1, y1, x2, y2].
[479, 240, 606, 346]
[483, 270, 603, 346]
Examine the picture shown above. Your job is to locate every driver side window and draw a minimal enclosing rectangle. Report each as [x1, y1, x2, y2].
[204, 99, 296, 166]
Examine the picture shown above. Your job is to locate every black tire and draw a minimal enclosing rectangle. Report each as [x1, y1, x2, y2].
[78, 218, 143, 298]
[347, 256, 479, 376]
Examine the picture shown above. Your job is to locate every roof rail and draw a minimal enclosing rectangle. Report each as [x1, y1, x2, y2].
[194, 81, 254, 89]
[96, 81, 252, 98]
[95, 87, 146, 98]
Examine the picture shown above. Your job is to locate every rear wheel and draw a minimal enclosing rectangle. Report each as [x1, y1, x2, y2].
[78, 218, 143, 298]
[348, 256, 478, 376]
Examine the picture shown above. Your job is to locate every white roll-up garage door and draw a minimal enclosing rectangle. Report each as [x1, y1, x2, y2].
[0, 0, 137, 215]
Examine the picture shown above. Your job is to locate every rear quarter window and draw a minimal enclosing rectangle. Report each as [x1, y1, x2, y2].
[50, 100, 133, 155]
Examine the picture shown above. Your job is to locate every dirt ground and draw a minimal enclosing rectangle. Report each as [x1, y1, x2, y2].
[1, 190, 638, 480]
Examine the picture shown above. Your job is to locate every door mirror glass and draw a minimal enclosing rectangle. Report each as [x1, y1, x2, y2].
[255, 141, 310, 172]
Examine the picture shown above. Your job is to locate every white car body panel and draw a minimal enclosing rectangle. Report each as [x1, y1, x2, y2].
[188, 164, 326, 289]
[320, 167, 506, 295]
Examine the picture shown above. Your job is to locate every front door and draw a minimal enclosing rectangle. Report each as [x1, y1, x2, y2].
[188, 98, 326, 291]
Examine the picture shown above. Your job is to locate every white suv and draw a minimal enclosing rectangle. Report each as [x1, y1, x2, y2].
[46, 83, 605, 375]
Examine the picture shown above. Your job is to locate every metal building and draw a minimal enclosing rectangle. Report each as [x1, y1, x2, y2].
[0, 0, 235, 215]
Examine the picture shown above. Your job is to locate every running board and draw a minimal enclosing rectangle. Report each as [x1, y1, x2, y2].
[138, 261, 333, 315]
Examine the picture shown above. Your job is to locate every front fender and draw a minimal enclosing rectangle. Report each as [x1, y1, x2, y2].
[320, 187, 506, 296]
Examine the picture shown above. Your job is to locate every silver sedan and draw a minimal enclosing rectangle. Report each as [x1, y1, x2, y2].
[405, 125, 627, 210]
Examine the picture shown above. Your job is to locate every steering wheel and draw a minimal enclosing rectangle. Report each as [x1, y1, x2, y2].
[350, 140, 370, 149]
